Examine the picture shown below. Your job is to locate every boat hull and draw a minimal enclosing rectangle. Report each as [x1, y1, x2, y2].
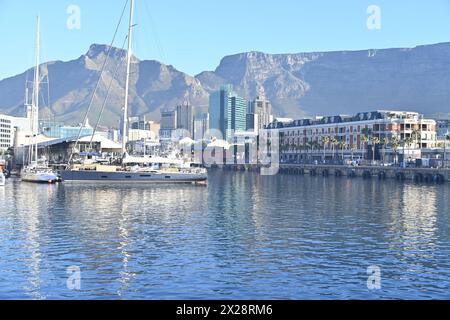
[21, 172, 59, 184]
[60, 170, 207, 184]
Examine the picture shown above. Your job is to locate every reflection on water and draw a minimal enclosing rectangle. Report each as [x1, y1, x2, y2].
[0, 172, 449, 299]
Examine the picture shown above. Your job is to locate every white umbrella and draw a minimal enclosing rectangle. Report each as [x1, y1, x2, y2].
[207, 139, 231, 150]
[179, 137, 195, 145]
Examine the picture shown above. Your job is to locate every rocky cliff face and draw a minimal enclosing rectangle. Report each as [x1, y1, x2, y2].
[1, 42, 450, 126]
[197, 43, 450, 119]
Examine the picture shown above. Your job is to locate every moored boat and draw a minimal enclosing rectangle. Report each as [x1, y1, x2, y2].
[61, 0, 208, 185]
[21, 16, 59, 184]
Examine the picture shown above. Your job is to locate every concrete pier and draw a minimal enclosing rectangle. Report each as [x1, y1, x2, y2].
[217, 164, 450, 183]
[278, 164, 450, 183]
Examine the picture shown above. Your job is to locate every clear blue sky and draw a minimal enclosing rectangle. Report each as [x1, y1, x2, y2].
[1, 0, 450, 80]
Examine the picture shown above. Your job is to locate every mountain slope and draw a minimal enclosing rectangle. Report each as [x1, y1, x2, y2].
[197, 42, 450, 118]
[1, 42, 450, 126]
[0, 44, 209, 126]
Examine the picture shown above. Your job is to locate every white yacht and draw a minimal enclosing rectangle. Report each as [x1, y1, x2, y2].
[21, 16, 59, 184]
[60, 0, 207, 184]
[21, 163, 58, 184]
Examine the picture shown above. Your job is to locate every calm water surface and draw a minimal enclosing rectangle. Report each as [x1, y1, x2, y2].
[0, 171, 449, 299]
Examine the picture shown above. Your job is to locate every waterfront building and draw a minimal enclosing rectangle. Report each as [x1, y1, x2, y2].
[39, 119, 94, 139]
[14, 134, 122, 167]
[267, 110, 437, 163]
[437, 119, 450, 139]
[194, 113, 210, 141]
[209, 85, 247, 141]
[0, 113, 31, 150]
[247, 96, 274, 134]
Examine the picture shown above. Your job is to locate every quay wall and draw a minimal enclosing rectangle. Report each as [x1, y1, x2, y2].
[217, 164, 450, 183]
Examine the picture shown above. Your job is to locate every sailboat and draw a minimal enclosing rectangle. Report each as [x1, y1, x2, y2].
[21, 16, 59, 184]
[60, 0, 207, 184]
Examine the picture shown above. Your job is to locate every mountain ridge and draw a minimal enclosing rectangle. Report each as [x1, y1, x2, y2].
[1, 42, 450, 126]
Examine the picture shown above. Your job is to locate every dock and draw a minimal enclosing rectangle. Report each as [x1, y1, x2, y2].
[216, 164, 450, 183]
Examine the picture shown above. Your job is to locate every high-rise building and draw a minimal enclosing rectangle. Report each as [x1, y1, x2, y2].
[209, 85, 247, 140]
[160, 109, 177, 141]
[247, 96, 274, 134]
[176, 103, 194, 137]
[194, 113, 210, 141]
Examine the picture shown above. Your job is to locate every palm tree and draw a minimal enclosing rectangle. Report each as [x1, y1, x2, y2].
[411, 129, 421, 149]
[322, 136, 330, 163]
[390, 136, 400, 165]
[361, 128, 370, 158]
[371, 136, 380, 164]
[338, 141, 346, 161]
[405, 136, 414, 149]
[331, 137, 339, 160]
[351, 144, 357, 161]
[361, 134, 369, 161]
[380, 137, 389, 165]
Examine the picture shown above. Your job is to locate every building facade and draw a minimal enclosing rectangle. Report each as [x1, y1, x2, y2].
[209, 84, 247, 141]
[437, 119, 450, 139]
[0, 113, 31, 150]
[160, 109, 177, 141]
[267, 110, 437, 162]
[176, 103, 194, 138]
[247, 96, 273, 134]
[194, 113, 210, 141]
[39, 119, 94, 139]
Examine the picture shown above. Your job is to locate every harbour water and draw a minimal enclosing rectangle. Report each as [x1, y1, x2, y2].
[0, 171, 449, 299]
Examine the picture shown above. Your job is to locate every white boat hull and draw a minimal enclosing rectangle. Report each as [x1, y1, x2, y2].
[21, 171, 59, 184]
[60, 170, 207, 184]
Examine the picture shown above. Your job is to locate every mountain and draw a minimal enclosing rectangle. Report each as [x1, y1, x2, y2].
[1, 42, 450, 126]
[197, 42, 450, 119]
[0, 44, 209, 127]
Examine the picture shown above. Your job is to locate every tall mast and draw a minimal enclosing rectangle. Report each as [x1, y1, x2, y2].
[122, 0, 135, 156]
[32, 15, 40, 164]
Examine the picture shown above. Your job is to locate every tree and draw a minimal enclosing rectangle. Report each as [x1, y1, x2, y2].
[411, 129, 422, 149]
[331, 137, 339, 160]
[371, 136, 380, 164]
[361, 132, 369, 161]
[380, 137, 389, 165]
[351, 144, 357, 161]
[338, 141, 346, 161]
[322, 136, 330, 163]
[405, 136, 414, 149]
[390, 136, 400, 165]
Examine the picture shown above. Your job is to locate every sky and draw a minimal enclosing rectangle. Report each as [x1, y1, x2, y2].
[1, 0, 450, 80]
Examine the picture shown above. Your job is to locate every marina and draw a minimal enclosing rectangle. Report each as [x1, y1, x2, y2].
[0, 171, 449, 299]
[1, 0, 450, 304]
